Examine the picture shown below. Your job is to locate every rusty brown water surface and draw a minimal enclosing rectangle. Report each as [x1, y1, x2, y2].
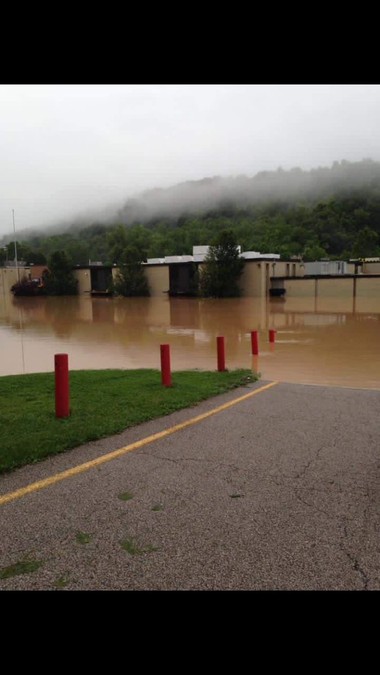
[1, 294, 379, 388]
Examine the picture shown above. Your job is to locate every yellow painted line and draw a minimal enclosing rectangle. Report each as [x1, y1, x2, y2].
[0, 380, 279, 507]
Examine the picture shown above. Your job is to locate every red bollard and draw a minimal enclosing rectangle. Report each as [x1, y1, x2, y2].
[269, 329, 276, 343]
[55, 353, 70, 418]
[251, 330, 259, 355]
[160, 344, 172, 387]
[217, 336, 226, 372]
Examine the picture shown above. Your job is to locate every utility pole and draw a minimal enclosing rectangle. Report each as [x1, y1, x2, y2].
[13, 209, 20, 282]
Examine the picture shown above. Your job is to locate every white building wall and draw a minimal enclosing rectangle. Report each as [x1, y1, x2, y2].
[304, 261, 347, 275]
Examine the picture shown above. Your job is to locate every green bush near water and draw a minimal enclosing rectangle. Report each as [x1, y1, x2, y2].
[0, 368, 256, 474]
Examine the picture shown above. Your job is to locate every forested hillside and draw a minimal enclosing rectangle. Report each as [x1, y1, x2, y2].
[1, 159, 380, 266]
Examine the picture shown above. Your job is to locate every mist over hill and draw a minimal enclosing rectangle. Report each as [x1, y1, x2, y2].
[115, 159, 380, 225]
[2, 158, 380, 265]
[2, 159, 380, 244]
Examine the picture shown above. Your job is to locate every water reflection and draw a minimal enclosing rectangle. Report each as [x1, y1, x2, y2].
[0, 293, 379, 388]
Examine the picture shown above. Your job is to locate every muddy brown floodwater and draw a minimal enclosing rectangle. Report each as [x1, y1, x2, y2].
[0, 293, 379, 389]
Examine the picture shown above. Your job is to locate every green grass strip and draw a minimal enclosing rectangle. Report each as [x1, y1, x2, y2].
[0, 557, 42, 580]
[0, 368, 256, 474]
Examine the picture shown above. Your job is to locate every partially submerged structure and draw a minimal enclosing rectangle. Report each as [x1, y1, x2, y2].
[142, 247, 304, 297]
[2, 251, 380, 299]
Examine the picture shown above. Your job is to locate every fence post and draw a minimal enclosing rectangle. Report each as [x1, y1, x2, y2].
[160, 344, 172, 387]
[251, 330, 259, 355]
[217, 336, 226, 372]
[269, 329, 276, 343]
[55, 353, 70, 418]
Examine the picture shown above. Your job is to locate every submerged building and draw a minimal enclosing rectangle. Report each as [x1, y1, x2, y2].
[68, 246, 305, 298]
[3, 249, 380, 299]
[0, 251, 305, 298]
[141, 246, 304, 297]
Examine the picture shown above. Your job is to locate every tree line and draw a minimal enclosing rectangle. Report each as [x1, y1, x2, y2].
[6, 230, 245, 298]
[2, 194, 380, 269]
[2, 159, 380, 293]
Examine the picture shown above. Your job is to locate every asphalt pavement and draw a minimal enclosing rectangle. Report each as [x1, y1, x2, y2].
[0, 380, 379, 590]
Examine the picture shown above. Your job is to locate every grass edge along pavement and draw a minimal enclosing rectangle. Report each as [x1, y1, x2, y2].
[0, 368, 257, 474]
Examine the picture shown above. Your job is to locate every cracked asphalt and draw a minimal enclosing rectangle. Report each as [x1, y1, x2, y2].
[0, 380, 379, 590]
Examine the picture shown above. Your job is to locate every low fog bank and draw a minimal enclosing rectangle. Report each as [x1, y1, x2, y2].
[0, 201, 122, 245]
[117, 159, 380, 224]
[3, 159, 380, 243]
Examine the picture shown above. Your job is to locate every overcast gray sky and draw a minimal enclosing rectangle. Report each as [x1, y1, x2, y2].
[1, 84, 380, 237]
